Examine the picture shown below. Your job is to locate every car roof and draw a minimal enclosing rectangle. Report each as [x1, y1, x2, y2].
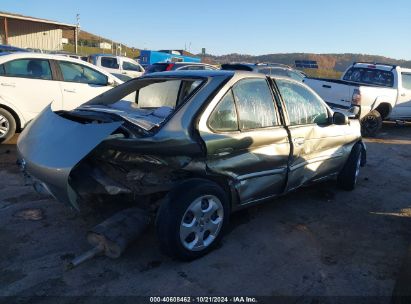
[141, 69, 281, 80]
[0, 52, 123, 82]
[89, 54, 132, 59]
[222, 63, 297, 72]
[150, 62, 213, 66]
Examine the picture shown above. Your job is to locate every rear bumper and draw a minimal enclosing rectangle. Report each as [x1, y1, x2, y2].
[17, 105, 122, 209]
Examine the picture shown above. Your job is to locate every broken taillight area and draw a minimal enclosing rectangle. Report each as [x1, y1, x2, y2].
[68, 148, 194, 211]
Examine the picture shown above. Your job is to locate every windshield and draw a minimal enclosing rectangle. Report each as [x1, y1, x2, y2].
[343, 67, 394, 87]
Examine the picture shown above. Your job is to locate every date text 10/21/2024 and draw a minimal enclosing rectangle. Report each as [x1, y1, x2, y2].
[149, 297, 258, 303]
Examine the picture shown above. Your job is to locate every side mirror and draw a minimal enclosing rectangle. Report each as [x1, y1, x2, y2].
[333, 112, 349, 125]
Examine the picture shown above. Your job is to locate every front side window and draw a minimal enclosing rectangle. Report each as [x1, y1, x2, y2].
[276, 79, 329, 126]
[401, 73, 411, 90]
[101, 57, 119, 69]
[343, 67, 394, 87]
[3, 59, 52, 80]
[58, 61, 108, 85]
[0, 64, 5, 76]
[232, 78, 277, 130]
[208, 91, 238, 132]
[122, 61, 142, 72]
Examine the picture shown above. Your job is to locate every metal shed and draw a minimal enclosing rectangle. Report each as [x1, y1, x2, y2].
[0, 11, 78, 52]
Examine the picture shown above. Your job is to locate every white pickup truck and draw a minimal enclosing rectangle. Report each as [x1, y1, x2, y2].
[304, 62, 411, 135]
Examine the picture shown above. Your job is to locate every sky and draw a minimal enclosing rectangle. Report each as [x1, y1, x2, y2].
[2, 0, 411, 60]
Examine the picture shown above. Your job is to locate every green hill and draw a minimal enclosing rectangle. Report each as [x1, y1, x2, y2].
[203, 53, 411, 72]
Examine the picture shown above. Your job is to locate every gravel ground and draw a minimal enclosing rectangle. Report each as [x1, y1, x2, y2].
[0, 123, 410, 302]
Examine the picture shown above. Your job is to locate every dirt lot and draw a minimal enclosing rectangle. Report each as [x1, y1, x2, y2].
[1, 123, 411, 301]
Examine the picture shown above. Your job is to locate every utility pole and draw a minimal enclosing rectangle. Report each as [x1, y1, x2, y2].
[75, 13, 80, 54]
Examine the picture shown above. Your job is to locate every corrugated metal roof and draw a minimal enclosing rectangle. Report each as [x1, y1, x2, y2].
[0, 11, 76, 29]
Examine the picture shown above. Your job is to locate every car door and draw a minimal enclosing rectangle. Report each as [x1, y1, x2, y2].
[199, 78, 290, 205]
[275, 78, 349, 191]
[0, 58, 62, 123]
[56, 60, 112, 110]
[391, 72, 411, 119]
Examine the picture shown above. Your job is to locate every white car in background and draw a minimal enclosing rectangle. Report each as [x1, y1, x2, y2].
[88, 54, 145, 79]
[0, 52, 123, 143]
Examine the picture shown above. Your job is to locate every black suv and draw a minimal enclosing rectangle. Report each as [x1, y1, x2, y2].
[144, 62, 218, 74]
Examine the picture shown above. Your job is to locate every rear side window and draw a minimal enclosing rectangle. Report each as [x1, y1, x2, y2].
[101, 57, 119, 69]
[232, 78, 278, 130]
[343, 67, 394, 87]
[401, 73, 411, 90]
[276, 79, 328, 125]
[3, 59, 52, 80]
[208, 91, 238, 132]
[58, 61, 108, 85]
[122, 61, 142, 72]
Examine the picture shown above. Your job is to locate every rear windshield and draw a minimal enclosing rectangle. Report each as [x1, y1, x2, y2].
[82, 78, 205, 131]
[145, 64, 169, 73]
[136, 79, 202, 108]
[343, 67, 394, 87]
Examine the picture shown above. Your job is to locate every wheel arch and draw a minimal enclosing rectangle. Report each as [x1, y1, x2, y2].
[169, 176, 237, 211]
[374, 102, 392, 120]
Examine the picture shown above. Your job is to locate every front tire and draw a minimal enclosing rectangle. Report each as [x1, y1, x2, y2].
[156, 179, 230, 260]
[0, 108, 16, 144]
[337, 143, 362, 191]
[361, 110, 382, 137]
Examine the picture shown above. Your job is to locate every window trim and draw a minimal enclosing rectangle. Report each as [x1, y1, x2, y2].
[56, 60, 109, 86]
[1, 58, 56, 81]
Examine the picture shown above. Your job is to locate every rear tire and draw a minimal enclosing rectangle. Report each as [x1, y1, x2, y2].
[337, 143, 362, 191]
[0, 108, 16, 144]
[156, 179, 230, 261]
[361, 110, 382, 137]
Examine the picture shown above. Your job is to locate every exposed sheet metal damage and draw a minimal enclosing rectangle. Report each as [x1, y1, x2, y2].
[70, 147, 204, 209]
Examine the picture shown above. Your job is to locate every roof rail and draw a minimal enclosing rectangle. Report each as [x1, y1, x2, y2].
[255, 62, 292, 68]
[352, 62, 397, 69]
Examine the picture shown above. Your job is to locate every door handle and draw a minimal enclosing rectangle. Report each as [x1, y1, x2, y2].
[401, 93, 406, 97]
[64, 88, 76, 93]
[1, 82, 16, 87]
[322, 84, 332, 89]
[293, 137, 305, 146]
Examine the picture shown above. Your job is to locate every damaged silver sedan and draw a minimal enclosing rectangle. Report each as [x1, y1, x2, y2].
[17, 70, 366, 260]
